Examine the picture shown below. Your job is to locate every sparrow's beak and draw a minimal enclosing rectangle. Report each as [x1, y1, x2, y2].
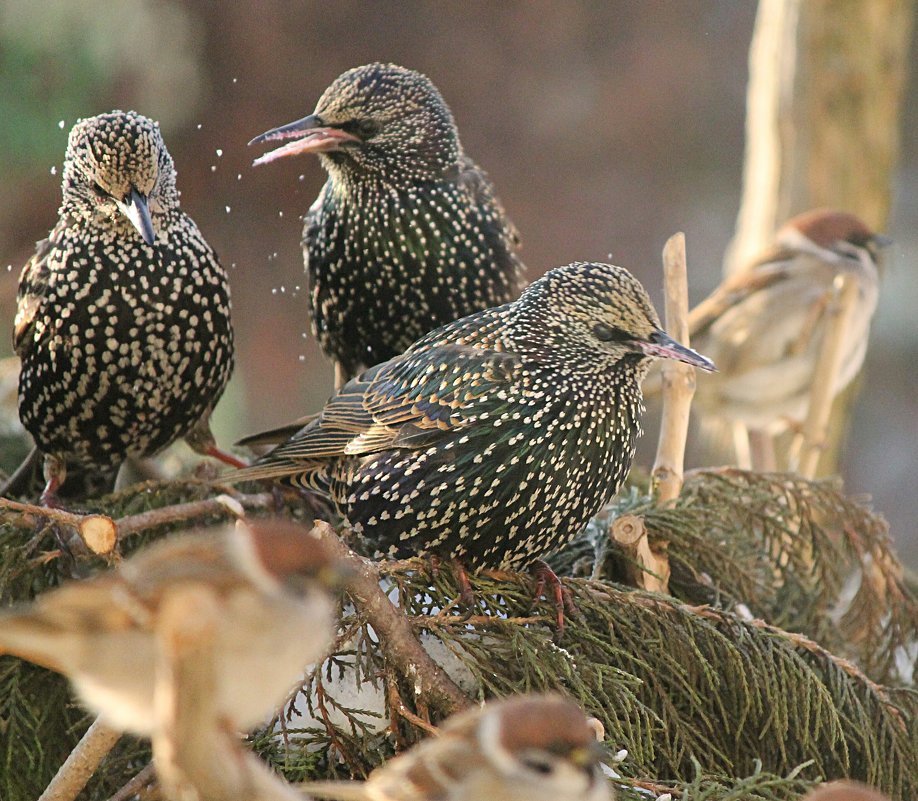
[569, 741, 607, 768]
[115, 187, 156, 246]
[638, 330, 716, 372]
[249, 114, 361, 166]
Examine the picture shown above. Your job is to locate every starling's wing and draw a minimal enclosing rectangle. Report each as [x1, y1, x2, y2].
[232, 342, 520, 482]
[12, 236, 56, 356]
[235, 414, 318, 449]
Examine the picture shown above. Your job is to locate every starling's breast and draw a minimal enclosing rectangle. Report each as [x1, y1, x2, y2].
[17, 218, 233, 466]
[305, 179, 519, 377]
[335, 370, 643, 570]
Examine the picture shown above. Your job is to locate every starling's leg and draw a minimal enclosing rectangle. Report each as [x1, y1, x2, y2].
[451, 559, 476, 607]
[530, 559, 578, 634]
[39, 454, 66, 508]
[203, 444, 249, 470]
[185, 421, 248, 469]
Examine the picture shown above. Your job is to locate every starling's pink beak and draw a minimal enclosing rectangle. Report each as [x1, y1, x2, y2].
[639, 330, 716, 372]
[249, 114, 360, 166]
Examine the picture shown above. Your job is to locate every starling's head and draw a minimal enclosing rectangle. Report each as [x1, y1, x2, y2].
[514, 262, 714, 379]
[62, 110, 178, 245]
[250, 63, 460, 184]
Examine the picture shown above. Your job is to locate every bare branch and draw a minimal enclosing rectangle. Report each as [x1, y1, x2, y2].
[37, 717, 121, 801]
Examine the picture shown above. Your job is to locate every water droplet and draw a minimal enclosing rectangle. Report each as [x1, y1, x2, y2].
[57, 120, 65, 129]
[210, 165, 217, 172]
[236, 174, 242, 181]
[225, 206, 231, 214]
[278, 211, 284, 218]
[298, 174, 305, 182]
[196, 123, 203, 130]
[50, 165, 57, 175]
[298, 355, 306, 362]
[216, 149, 223, 157]
[232, 77, 238, 84]
[271, 288, 278, 294]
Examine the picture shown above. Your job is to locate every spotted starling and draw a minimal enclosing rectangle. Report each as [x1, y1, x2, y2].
[249, 62, 525, 388]
[232, 262, 714, 570]
[12, 111, 236, 501]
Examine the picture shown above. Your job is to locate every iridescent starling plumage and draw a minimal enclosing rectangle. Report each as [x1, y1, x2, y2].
[13, 111, 234, 497]
[233, 263, 713, 570]
[250, 62, 524, 385]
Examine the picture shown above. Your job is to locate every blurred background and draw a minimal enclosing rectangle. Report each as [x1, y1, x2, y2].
[0, 1, 914, 564]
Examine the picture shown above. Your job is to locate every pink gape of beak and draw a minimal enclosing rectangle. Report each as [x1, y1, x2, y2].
[639, 330, 716, 372]
[249, 114, 361, 167]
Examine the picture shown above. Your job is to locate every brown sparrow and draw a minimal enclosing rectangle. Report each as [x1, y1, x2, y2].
[302, 693, 613, 801]
[802, 781, 892, 801]
[688, 209, 887, 464]
[0, 520, 346, 736]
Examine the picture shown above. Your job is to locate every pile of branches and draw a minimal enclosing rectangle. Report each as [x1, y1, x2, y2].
[1, 468, 915, 801]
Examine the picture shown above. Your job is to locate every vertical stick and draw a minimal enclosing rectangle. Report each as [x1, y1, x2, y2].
[652, 233, 695, 504]
[792, 274, 861, 478]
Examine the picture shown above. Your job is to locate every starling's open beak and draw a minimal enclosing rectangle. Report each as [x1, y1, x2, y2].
[249, 114, 361, 166]
[638, 330, 716, 372]
[116, 187, 156, 246]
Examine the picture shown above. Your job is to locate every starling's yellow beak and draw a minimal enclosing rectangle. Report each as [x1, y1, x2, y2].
[116, 187, 156, 246]
[249, 114, 361, 167]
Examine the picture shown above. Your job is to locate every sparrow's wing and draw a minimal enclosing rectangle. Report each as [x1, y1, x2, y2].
[303, 727, 481, 801]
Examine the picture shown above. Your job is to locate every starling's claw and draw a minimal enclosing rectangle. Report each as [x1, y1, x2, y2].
[530, 560, 578, 634]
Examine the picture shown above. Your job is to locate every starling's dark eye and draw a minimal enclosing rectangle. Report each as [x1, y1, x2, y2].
[593, 323, 632, 343]
[343, 119, 381, 139]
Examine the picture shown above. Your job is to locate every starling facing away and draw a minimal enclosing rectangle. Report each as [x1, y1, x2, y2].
[250, 62, 525, 388]
[686, 209, 886, 467]
[12, 111, 238, 502]
[231, 262, 714, 572]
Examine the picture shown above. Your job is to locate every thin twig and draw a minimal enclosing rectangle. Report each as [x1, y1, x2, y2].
[103, 763, 157, 801]
[37, 717, 121, 801]
[311, 522, 471, 714]
[790, 274, 861, 478]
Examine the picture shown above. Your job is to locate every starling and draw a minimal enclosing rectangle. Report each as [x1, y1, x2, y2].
[249, 62, 525, 387]
[12, 110, 237, 502]
[231, 262, 713, 571]
[686, 209, 886, 467]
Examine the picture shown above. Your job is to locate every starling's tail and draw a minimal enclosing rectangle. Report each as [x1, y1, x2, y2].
[0, 446, 41, 497]
[235, 415, 317, 450]
[218, 460, 310, 486]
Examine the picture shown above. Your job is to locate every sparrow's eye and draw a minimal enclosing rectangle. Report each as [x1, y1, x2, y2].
[593, 323, 632, 343]
[522, 757, 554, 775]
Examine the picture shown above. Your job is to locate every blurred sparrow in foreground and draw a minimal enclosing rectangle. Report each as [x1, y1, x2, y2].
[302, 693, 613, 801]
[802, 781, 892, 801]
[0, 520, 345, 735]
[687, 209, 887, 465]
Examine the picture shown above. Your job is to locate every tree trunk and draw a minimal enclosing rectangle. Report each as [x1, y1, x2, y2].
[726, 0, 914, 276]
